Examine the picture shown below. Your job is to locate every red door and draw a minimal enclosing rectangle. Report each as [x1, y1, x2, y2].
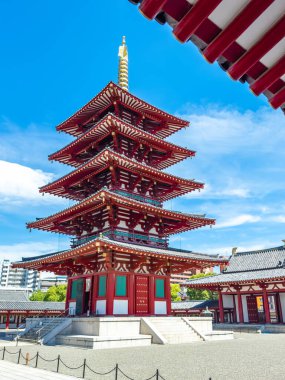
[247, 295, 259, 323]
[135, 275, 149, 314]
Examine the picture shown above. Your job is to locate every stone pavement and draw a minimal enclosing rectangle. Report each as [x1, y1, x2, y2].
[0, 333, 284, 379]
[0, 360, 75, 380]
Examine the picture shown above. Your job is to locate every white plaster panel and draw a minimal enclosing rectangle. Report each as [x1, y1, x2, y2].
[155, 301, 167, 315]
[113, 300, 128, 315]
[208, 0, 248, 29]
[242, 295, 249, 323]
[279, 294, 285, 323]
[96, 300, 106, 315]
[69, 302, 76, 316]
[222, 294, 234, 308]
[234, 295, 239, 323]
[237, 0, 285, 50]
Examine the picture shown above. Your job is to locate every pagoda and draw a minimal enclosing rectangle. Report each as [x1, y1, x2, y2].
[14, 38, 225, 316]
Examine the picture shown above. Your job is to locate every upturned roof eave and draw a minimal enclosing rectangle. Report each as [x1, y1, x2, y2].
[56, 82, 189, 136]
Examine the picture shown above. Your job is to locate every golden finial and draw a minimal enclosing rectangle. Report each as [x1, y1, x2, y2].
[118, 36, 129, 91]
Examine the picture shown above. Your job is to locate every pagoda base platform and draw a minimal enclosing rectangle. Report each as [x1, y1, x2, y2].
[45, 316, 233, 349]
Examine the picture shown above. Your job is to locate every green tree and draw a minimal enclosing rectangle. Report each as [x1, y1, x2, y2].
[30, 290, 45, 301]
[30, 284, 67, 302]
[44, 284, 67, 302]
[171, 283, 181, 302]
[187, 273, 217, 301]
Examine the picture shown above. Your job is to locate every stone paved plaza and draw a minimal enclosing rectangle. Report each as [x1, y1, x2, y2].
[0, 333, 283, 380]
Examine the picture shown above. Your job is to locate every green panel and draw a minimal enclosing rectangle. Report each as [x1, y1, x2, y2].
[155, 278, 165, 298]
[75, 278, 84, 315]
[98, 276, 107, 297]
[115, 275, 127, 297]
[71, 279, 79, 299]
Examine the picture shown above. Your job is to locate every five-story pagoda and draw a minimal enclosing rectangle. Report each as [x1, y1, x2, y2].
[14, 38, 225, 316]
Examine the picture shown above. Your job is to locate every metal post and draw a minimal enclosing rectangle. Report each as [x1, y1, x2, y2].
[82, 358, 86, 378]
[17, 348, 21, 364]
[115, 363, 118, 380]
[156, 369, 159, 380]
[35, 352, 39, 368]
[2, 347, 5, 360]
[57, 354, 60, 373]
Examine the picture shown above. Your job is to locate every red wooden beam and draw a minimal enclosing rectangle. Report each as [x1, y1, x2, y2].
[173, 0, 222, 43]
[269, 86, 285, 109]
[139, 0, 167, 20]
[250, 56, 285, 95]
[203, 0, 274, 63]
[228, 15, 285, 80]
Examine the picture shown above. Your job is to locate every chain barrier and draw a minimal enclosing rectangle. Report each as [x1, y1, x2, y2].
[59, 357, 84, 370]
[85, 363, 116, 376]
[0, 345, 212, 380]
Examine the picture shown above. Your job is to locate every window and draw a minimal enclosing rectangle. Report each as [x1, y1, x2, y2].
[155, 278, 165, 298]
[98, 276, 107, 297]
[115, 275, 127, 297]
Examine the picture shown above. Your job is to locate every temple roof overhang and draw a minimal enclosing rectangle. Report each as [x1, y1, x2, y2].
[56, 82, 189, 137]
[13, 236, 227, 270]
[130, 1, 285, 114]
[184, 268, 285, 288]
[184, 245, 285, 287]
[50, 114, 195, 169]
[27, 188, 215, 236]
[41, 148, 203, 201]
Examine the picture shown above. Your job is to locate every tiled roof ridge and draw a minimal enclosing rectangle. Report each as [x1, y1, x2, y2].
[235, 245, 285, 256]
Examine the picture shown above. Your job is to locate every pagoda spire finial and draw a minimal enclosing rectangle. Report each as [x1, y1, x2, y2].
[118, 36, 129, 91]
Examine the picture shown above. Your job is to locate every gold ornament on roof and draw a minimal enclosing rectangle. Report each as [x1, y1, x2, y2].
[118, 36, 129, 91]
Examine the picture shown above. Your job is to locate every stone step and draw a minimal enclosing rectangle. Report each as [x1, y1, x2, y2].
[56, 334, 152, 350]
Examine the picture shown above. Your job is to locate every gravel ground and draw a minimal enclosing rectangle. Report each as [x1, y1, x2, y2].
[0, 333, 284, 380]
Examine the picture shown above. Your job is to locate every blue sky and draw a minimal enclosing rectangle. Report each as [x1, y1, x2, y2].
[0, 1, 284, 262]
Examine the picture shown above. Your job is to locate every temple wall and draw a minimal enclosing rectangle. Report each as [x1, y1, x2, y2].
[222, 294, 234, 308]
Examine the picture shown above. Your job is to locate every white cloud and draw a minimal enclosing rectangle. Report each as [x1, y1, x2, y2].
[0, 160, 62, 204]
[271, 216, 285, 223]
[215, 214, 261, 229]
[0, 242, 60, 262]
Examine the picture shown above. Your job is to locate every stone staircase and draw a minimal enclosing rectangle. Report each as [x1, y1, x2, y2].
[18, 318, 67, 343]
[146, 317, 202, 344]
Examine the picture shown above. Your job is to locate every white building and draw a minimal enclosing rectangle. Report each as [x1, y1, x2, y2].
[0, 260, 39, 291]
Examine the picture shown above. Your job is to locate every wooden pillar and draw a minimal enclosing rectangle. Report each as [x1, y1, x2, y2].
[218, 289, 224, 323]
[149, 276, 155, 315]
[106, 272, 115, 315]
[165, 276, 171, 315]
[5, 312, 10, 330]
[90, 275, 97, 314]
[262, 285, 271, 324]
[65, 278, 72, 314]
[236, 287, 244, 324]
[128, 273, 135, 315]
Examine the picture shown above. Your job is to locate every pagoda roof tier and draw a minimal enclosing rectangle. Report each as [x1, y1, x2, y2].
[41, 148, 203, 202]
[27, 189, 215, 236]
[56, 82, 189, 137]
[13, 236, 227, 271]
[50, 114, 195, 169]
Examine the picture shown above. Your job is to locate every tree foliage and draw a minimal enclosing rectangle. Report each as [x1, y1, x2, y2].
[187, 273, 217, 300]
[171, 283, 181, 302]
[30, 284, 67, 302]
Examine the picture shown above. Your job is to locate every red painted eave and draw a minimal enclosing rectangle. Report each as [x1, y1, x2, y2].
[129, 0, 285, 114]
